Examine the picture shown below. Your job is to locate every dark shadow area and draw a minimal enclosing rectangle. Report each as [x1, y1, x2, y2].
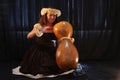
[1, 60, 120, 80]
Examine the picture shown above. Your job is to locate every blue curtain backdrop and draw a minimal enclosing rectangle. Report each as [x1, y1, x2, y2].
[0, 0, 120, 61]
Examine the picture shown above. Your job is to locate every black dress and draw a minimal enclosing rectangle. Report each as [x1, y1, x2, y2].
[19, 33, 60, 76]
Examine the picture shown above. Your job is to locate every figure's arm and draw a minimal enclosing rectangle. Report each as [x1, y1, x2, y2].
[27, 23, 43, 39]
[27, 28, 36, 39]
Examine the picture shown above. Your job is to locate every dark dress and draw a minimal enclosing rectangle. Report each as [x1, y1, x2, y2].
[19, 33, 60, 76]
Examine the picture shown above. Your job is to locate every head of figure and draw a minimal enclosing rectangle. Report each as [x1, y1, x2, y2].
[39, 8, 61, 26]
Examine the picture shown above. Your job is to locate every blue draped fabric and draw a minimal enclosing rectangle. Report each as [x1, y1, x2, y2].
[0, 0, 120, 61]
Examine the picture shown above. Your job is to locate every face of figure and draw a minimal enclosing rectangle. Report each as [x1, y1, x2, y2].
[47, 14, 56, 24]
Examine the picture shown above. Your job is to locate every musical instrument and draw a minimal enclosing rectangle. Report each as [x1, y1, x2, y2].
[53, 21, 79, 71]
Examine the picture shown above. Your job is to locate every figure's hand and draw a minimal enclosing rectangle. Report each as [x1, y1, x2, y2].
[71, 38, 75, 43]
[42, 27, 53, 33]
[59, 37, 75, 43]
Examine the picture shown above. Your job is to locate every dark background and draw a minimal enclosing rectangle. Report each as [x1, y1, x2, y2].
[0, 0, 120, 62]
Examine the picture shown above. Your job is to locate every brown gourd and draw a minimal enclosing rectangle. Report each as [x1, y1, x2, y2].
[53, 21, 79, 71]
